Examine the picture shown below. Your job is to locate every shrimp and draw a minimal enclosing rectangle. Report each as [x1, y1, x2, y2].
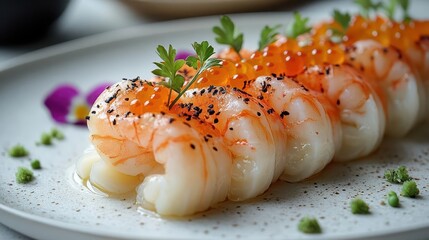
[297, 64, 386, 161]
[84, 79, 232, 216]
[401, 36, 429, 121]
[346, 39, 422, 137]
[76, 146, 142, 194]
[176, 86, 288, 201]
[245, 76, 337, 182]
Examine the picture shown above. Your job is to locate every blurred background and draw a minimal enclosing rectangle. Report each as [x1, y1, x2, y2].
[0, 0, 324, 64]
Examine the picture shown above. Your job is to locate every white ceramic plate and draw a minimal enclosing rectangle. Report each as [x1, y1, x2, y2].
[1, 9, 429, 240]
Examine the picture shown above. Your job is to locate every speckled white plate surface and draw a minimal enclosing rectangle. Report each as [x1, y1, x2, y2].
[1, 6, 429, 240]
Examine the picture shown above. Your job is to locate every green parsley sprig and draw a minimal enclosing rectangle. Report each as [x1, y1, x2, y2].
[354, 0, 383, 18]
[169, 41, 221, 108]
[258, 25, 281, 51]
[331, 10, 351, 43]
[213, 15, 244, 58]
[355, 0, 412, 22]
[152, 45, 186, 107]
[383, 0, 412, 22]
[285, 12, 312, 39]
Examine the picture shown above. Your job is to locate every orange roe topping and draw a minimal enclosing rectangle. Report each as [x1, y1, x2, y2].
[343, 15, 426, 51]
[129, 84, 170, 115]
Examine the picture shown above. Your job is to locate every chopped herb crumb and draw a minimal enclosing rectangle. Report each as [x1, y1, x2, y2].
[350, 198, 370, 214]
[9, 145, 29, 157]
[298, 217, 322, 234]
[387, 191, 399, 207]
[51, 128, 65, 140]
[16, 167, 34, 184]
[40, 133, 52, 145]
[384, 166, 411, 184]
[401, 180, 419, 198]
[31, 160, 42, 170]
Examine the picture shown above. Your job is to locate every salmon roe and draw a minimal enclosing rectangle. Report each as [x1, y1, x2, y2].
[184, 16, 427, 91]
[339, 15, 424, 51]
[129, 84, 170, 115]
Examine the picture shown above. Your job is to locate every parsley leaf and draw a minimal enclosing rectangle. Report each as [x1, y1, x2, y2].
[333, 10, 351, 31]
[258, 25, 281, 51]
[213, 16, 244, 58]
[152, 45, 186, 106]
[285, 12, 312, 39]
[383, 0, 412, 22]
[330, 10, 351, 43]
[354, 0, 383, 18]
[169, 41, 221, 108]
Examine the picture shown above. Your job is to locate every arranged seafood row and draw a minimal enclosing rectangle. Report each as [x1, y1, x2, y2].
[76, 4, 429, 216]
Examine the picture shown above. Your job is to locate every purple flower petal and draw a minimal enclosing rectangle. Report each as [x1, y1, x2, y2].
[86, 83, 111, 105]
[74, 120, 87, 126]
[175, 50, 194, 60]
[44, 85, 79, 123]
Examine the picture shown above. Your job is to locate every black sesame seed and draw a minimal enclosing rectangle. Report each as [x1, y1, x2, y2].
[280, 110, 290, 118]
[190, 144, 195, 149]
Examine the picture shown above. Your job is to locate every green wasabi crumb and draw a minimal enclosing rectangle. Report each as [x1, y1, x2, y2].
[51, 128, 65, 140]
[39, 132, 52, 145]
[8, 144, 29, 157]
[384, 166, 411, 184]
[387, 191, 399, 207]
[16, 167, 34, 184]
[31, 160, 41, 170]
[350, 198, 370, 214]
[401, 180, 419, 198]
[298, 217, 322, 234]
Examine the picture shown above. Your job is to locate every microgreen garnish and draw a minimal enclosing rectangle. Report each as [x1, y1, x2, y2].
[31, 159, 42, 170]
[16, 167, 34, 184]
[169, 41, 221, 108]
[152, 45, 186, 107]
[387, 191, 399, 207]
[298, 217, 322, 234]
[258, 25, 281, 51]
[401, 180, 419, 198]
[212, 15, 244, 58]
[350, 198, 370, 214]
[9, 144, 29, 158]
[285, 12, 312, 39]
[384, 166, 411, 184]
[354, 0, 383, 18]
